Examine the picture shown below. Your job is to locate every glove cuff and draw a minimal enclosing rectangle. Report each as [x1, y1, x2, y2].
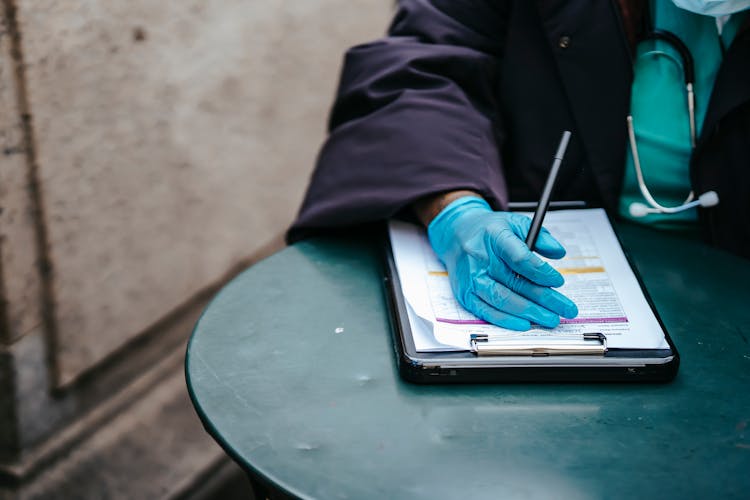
[427, 196, 492, 257]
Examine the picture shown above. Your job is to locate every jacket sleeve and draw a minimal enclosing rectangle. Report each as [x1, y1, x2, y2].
[287, 0, 510, 242]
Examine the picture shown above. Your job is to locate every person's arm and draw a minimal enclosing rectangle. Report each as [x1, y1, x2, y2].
[288, 0, 510, 242]
[290, 1, 576, 329]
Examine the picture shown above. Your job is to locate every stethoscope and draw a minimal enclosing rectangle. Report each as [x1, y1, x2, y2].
[626, 29, 719, 218]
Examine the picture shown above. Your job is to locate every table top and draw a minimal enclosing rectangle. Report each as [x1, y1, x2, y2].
[186, 222, 750, 500]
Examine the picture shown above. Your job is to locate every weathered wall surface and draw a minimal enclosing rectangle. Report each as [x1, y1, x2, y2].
[12, 0, 392, 386]
[0, 0, 393, 496]
[0, 0, 43, 346]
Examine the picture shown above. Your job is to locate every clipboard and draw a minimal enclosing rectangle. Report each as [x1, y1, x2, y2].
[383, 207, 680, 384]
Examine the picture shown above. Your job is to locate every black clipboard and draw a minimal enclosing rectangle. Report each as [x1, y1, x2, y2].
[382, 206, 680, 384]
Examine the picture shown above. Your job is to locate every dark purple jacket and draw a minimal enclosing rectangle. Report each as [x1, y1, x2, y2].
[289, 0, 750, 259]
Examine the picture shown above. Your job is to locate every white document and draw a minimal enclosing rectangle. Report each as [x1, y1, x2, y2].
[388, 209, 669, 351]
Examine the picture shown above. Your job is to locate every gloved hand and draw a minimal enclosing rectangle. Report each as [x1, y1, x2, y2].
[427, 196, 578, 330]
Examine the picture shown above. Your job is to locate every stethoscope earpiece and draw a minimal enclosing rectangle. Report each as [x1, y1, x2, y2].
[628, 202, 653, 218]
[698, 190, 719, 207]
[628, 191, 719, 218]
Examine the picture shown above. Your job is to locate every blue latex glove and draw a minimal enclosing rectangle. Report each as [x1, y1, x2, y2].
[427, 196, 578, 330]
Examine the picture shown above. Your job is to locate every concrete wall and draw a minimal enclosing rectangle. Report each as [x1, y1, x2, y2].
[19, 0, 392, 387]
[0, 0, 392, 497]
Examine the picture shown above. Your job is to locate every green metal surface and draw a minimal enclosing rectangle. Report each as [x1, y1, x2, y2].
[186, 223, 750, 500]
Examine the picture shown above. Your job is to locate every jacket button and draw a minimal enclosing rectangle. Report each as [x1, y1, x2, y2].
[558, 36, 571, 49]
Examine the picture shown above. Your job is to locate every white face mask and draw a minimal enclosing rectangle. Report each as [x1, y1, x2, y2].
[672, 0, 750, 16]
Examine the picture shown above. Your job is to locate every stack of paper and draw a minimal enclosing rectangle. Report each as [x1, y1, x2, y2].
[388, 209, 668, 352]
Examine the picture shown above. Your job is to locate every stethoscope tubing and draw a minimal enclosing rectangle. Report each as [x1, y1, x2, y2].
[626, 28, 709, 216]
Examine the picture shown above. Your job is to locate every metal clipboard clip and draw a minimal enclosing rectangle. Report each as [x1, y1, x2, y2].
[470, 332, 608, 357]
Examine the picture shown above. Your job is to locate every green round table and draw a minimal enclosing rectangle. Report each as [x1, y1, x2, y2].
[186, 223, 750, 499]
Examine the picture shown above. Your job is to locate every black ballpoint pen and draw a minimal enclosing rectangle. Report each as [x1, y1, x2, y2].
[525, 130, 572, 251]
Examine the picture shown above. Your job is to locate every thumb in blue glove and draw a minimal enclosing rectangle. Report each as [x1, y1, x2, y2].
[427, 196, 578, 330]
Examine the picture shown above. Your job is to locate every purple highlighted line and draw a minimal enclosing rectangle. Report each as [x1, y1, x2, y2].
[436, 317, 628, 325]
[560, 317, 628, 324]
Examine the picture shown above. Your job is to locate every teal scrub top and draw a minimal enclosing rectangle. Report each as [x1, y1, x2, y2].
[618, 1, 747, 228]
